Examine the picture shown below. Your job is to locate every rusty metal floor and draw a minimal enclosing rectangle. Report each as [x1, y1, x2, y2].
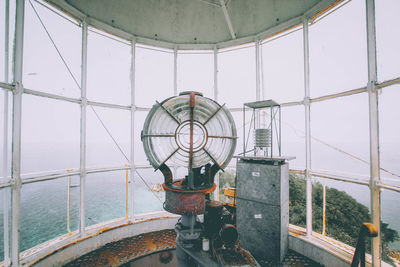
[64, 230, 176, 267]
[256, 250, 324, 267]
[63, 229, 323, 267]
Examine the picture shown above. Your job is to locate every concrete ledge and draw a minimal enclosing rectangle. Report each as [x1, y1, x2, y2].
[289, 225, 392, 267]
[289, 233, 352, 267]
[18, 212, 179, 267]
[5, 216, 391, 267]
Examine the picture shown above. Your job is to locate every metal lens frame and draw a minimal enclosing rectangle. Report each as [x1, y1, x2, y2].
[142, 94, 237, 170]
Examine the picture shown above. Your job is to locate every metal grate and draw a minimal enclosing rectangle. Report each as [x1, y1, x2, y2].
[256, 250, 324, 267]
[63, 230, 176, 267]
[64, 230, 323, 267]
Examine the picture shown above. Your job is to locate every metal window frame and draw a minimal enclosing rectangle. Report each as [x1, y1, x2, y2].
[365, 0, 381, 265]
[79, 18, 88, 235]
[2, 0, 11, 266]
[302, 17, 313, 238]
[130, 38, 136, 219]
[0, 1, 398, 265]
[10, 1, 25, 265]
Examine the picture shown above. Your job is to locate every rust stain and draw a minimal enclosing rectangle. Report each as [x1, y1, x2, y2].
[29, 216, 177, 266]
[143, 234, 157, 252]
[63, 230, 177, 267]
[97, 249, 120, 266]
[310, 0, 345, 21]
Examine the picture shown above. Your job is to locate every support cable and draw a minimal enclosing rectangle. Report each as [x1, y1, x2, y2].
[282, 120, 400, 179]
[28, 0, 163, 203]
[28, 0, 80, 91]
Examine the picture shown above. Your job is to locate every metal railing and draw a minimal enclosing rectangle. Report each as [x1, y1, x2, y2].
[1, 1, 399, 264]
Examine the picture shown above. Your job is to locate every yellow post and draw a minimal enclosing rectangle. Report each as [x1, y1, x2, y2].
[322, 185, 326, 235]
[67, 176, 71, 233]
[126, 170, 129, 218]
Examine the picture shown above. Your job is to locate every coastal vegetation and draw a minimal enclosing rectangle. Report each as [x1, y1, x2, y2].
[218, 171, 399, 263]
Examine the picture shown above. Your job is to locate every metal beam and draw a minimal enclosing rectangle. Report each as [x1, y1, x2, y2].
[376, 182, 400, 193]
[24, 87, 80, 104]
[87, 100, 130, 111]
[213, 45, 219, 200]
[213, 45, 218, 101]
[173, 46, 178, 95]
[0, 81, 14, 91]
[3, 0, 10, 265]
[283, 76, 400, 107]
[303, 18, 312, 238]
[196, 0, 221, 8]
[218, 0, 236, 39]
[255, 39, 261, 128]
[79, 19, 88, 235]
[255, 39, 261, 102]
[130, 38, 136, 219]
[11, 0, 25, 265]
[310, 170, 370, 186]
[365, 0, 381, 265]
[42, 0, 342, 51]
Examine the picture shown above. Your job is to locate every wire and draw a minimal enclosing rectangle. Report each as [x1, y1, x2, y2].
[29, 0, 81, 91]
[33, 0, 80, 26]
[282, 119, 400, 179]
[29, 0, 164, 203]
[134, 169, 163, 203]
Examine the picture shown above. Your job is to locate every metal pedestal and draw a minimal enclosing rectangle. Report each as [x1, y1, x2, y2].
[236, 156, 290, 263]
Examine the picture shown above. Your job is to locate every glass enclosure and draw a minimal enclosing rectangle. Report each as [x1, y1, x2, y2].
[0, 0, 399, 265]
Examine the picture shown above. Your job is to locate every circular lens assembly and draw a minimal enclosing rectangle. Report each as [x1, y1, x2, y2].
[141, 93, 237, 170]
[175, 121, 208, 152]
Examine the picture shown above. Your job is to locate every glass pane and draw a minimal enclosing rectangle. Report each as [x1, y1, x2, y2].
[20, 177, 79, 251]
[218, 167, 236, 203]
[0, 188, 11, 262]
[379, 85, 400, 183]
[219, 44, 256, 108]
[289, 173, 306, 228]
[0, 92, 12, 180]
[261, 28, 304, 103]
[23, 0, 81, 98]
[0, 93, 3, 177]
[0, 0, 4, 83]
[309, 0, 367, 98]
[21, 95, 80, 175]
[86, 106, 130, 168]
[178, 51, 214, 98]
[311, 177, 370, 247]
[282, 105, 305, 168]
[376, 0, 400, 82]
[311, 94, 370, 177]
[231, 110, 247, 157]
[136, 45, 174, 108]
[380, 84, 400, 264]
[134, 111, 147, 164]
[87, 28, 131, 105]
[1, 0, 16, 83]
[0, 189, 2, 262]
[381, 190, 400, 262]
[86, 170, 127, 226]
[134, 168, 164, 214]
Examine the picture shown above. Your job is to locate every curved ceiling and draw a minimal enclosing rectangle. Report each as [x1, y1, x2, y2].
[45, 0, 341, 49]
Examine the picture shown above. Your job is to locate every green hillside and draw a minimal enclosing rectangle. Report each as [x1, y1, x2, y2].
[289, 174, 398, 263]
[218, 171, 399, 263]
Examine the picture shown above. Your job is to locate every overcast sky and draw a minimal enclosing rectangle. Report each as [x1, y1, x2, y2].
[0, 0, 399, 180]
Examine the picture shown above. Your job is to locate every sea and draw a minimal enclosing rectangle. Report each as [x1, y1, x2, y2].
[0, 142, 399, 262]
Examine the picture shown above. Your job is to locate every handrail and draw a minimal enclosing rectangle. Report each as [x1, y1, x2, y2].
[351, 223, 378, 267]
